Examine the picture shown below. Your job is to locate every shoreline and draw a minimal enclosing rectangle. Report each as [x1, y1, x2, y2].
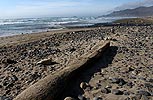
[1, 20, 152, 38]
[1, 21, 152, 47]
[0, 27, 103, 47]
[1, 16, 153, 41]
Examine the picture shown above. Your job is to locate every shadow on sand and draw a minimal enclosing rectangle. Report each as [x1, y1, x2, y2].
[60, 46, 118, 99]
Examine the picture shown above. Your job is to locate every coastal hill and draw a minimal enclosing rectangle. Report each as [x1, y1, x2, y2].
[103, 6, 153, 17]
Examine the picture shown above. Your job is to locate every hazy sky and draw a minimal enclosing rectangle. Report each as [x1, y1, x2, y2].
[0, 0, 152, 18]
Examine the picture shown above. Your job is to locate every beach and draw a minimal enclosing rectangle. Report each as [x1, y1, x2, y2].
[0, 25, 153, 100]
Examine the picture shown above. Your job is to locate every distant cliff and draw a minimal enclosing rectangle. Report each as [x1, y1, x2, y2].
[103, 6, 153, 17]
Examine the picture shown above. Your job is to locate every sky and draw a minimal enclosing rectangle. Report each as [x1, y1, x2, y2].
[0, 0, 153, 18]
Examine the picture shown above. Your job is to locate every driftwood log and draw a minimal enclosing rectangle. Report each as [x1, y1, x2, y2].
[14, 41, 110, 100]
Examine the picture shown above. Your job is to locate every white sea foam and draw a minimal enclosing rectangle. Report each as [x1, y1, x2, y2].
[0, 16, 131, 37]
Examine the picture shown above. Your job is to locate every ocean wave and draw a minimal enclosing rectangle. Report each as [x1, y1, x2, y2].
[0, 16, 121, 37]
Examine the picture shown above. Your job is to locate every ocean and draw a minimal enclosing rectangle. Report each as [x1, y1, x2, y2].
[0, 16, 127, 37]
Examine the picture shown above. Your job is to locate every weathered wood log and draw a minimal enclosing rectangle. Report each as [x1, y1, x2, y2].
[14, 41, 110, 100]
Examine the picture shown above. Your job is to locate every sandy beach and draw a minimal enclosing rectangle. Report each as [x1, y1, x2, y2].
[0, 26, 153, 100]
[0, 27, 101, 47]
[1, 0, 153, 99]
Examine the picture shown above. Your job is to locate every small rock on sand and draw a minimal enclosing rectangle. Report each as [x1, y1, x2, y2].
[2, 59, 17, 64]
[93, 97, 103, 100]
[112, 89, 123, 95]
[80, 82, 90, 90]
[64, 97, 75, 100]
[37, 58, 57, 65]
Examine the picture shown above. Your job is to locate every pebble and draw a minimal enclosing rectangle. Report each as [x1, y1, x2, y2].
[95, 83, 101, 89]
[93, 97, 103, 100]
[126, 82, 134, 88]
[144, 83, 153, 88]
[80, 82, 90, 90]
[118, 78, 126, 86]
[132, 70, 138, 75]
[11, 75, 18, 82]
[6, 59, 17, 64]
[112, 89, 123, 95]
[13, 67, 21, 72]
[101, 88, 111, 94]
[110, 78, 120, 83]
[110, 78, 126, 86]
[124, 97, 130, 100]
[37, 58, 57, 65]
[148, 78, 153, 83]
[6, 83, 14, 88]
[141, 95, 150, 100]
[123, 91, 130, 95]
[69, 48, 76, 52]
[135, 95, 142, 100]
[128, 67, 135, 72]
[78, 95, 86, 100]
[0, 85, 2, 88]
[64, 97, 75, 100]
[0, 96, 12, 100]
[5, 65, 21, 72]
[105, 85, 112, 88]
[0, 96, 5, 100]
[137, 90, 151, 96]
[30, 72, 41, 81]
[138, 77, 146, 81]
[129, 95, 141, 100]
